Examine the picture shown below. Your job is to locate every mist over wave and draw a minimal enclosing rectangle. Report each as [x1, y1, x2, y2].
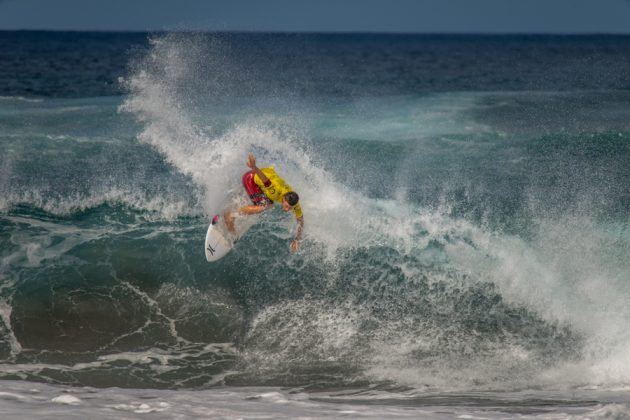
[116, 33, 630, 390]
[0, 32, 629, 398]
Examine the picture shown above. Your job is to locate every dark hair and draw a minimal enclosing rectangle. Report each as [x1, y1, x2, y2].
[285, 191, 299, 206]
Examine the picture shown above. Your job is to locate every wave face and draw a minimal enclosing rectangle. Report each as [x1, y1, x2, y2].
[0, 32, 629, 392]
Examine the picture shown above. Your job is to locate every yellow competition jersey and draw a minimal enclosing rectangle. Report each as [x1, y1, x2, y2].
[254, 167, 303, 219]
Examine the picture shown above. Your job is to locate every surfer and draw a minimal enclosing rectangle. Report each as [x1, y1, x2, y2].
[224, 154, 304, 252]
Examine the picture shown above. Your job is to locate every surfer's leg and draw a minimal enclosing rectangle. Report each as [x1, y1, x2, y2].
[239, 204, 271, 215]
[223, 209, 235, 232]
[224, 171, 273, 232]
[224, 204, 271, 232]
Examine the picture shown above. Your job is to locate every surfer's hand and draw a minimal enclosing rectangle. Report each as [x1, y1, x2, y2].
[290, 239, 300, 253]
[247, 154, 256, 169]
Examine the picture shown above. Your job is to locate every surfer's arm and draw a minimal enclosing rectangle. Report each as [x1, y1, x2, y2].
[247, 154, 272, 188]
[290, 216, 304, 253]
[295, 216, 304, 241]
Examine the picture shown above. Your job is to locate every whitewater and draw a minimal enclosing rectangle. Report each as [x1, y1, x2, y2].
[0, 31, 629, 418]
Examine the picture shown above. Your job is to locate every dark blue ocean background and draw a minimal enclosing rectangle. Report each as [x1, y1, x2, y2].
[0, 31, 629, 418]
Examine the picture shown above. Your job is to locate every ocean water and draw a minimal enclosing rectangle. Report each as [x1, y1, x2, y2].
[1, 31, 629, 419]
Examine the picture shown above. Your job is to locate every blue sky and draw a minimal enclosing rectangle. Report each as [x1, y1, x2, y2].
[1, 0, 629, 33]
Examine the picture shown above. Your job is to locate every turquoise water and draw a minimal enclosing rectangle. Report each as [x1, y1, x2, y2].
[1, 31, 629, 418]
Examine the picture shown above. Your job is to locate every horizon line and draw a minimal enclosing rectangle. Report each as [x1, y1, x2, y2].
[2, 28, 630, 36]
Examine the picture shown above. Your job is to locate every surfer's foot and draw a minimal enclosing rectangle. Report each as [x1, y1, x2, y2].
[223, 210, 235, 232]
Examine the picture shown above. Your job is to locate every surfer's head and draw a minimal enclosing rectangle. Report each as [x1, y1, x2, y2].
[282, 192, 299, 211]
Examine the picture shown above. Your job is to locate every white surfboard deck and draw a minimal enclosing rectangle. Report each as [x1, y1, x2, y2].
[205, 215, 231, 262]
[204, 213, 253, 262]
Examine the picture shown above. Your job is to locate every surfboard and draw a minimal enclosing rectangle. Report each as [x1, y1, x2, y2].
[204, 215, 236, 262]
